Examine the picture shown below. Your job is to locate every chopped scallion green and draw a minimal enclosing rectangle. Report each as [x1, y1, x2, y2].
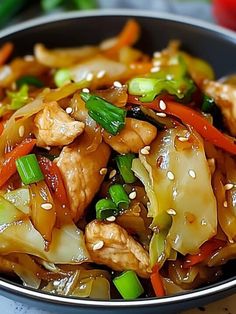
[7, 84, 29, 110]
[80, 92, 126, 135]
[16, 76, 44, 88]
[54, 68, 72, 87]
[95, 198, 118, 220]
[16, 154, 44, 185]
[115, 153, 136, 184]
[113, 270, 144, 300]
[109, 184, 130, 210]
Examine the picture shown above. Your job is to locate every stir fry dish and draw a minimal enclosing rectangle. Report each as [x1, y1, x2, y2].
[0, 19, 236, 300]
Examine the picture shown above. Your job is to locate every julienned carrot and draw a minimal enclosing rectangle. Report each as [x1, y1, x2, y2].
[0, 121, 4, 136]
[38, 156, 69, 208]
[183, 238, 226, 268]
[150, 264, 166, 297]
[0, 42, 13, 66]
[104, 19, 140, 57]
[0, 137, 36, 188]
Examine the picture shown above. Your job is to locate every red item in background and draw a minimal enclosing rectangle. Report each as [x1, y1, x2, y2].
[212, 0, 236, 31]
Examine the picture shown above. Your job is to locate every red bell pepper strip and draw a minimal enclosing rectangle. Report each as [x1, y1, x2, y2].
[38, 155, 69, 208]
[150, 264, 166, 297]
[128, 96, 236, 155]
[0, 137, 36, 188]
[183, 238, 226, 268]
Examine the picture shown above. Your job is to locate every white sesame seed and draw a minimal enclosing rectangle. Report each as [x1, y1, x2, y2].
[106, 216, 116, 222]
[153, 51, 161, 58]
[82, 88, 90, 93]
[153, 60, 161, 66]
[156, 112, 167, 117]
[178, 136, 188, 142]
[224, 183, 234, 191]
[24, 55, 34, 61]
[167, 171, 175, 181]
[150, 67, 160, 73]
[86, 72, 94, 82]
[188, 169, 196, 179]
[166, 208, 176, 216]
[93, 240, 104, 251]
[109, 169, 117, 179]
[159, 100, 167, 111]
[113, 81, 122, 88]
[140, 146, 151, 155]
[223, 201, 228, 208]
[18, 125, 25, 138]
[41, 203, 53, 210]
[99, 167, 108, 175]
[65, 107, 73, 114]
[97, 70, 106, 79]
[129, 191, 137, 200]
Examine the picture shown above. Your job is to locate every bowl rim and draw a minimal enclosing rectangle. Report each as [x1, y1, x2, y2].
[0, 8, 236, 308]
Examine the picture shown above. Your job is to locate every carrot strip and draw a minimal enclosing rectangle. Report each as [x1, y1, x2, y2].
[104, 19, 140, 57]
[0, 121, 4, 136]
[0, 42, 13, 66]
[151, 264, 166, 297]
[0, 138, 36, 188]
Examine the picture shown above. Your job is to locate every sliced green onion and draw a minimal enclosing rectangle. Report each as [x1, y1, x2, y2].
[95, 198, 118, 220]
[115, 153, 136, 184]
[201, 95, 215, 113]
[113, 270, 144, 300]
[7, 84, 28, 110]
[109, 184, 130, 210]
[16, 76, 44, 88]
[80, 92, 126, 136]
[73, 0, 98, 10]
[16, 154, 44, 185]
[41, 0, 63, 11]
[54, 68, 72, 87]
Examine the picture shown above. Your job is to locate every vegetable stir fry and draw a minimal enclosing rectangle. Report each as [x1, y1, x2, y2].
[0, 19, 235, 300]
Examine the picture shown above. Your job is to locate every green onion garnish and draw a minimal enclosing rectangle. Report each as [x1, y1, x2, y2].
[201, 95, 215, 113]
[7, 84, 29, 110]
[54, 68, 72, 87]
[16, 154, 44, 185]
[115, 153, 136, 184]
[113, 270, 144, 300]
[80, 92, 126, 136]
[109, 184, 130, 210]
[16, 76, 44, 88]
[95, 198, 118, 220]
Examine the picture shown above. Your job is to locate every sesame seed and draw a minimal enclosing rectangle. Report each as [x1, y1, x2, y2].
[159, 100, 167, 110]
[41, 203, 53, 210]
[82, 88, 90, 93]
[113, 81, 122, 88]
[129, 191, 137, 200]
[65, 107, 73, 114]
[99, 167, 107, 175]
[223, 201, 228, 208]
[178, 136, 188, 142]
[24, 55, 34, 61]
[97, 70, 106, 79]
[153, 51, 161, 58]
[153, 60, 161, 66]
[166, 208, 176, 216]
[224, 183, 234, 191]
[86, 72, 94, 81]
[188, 169, 196, 179]
[140, 146, 151, 155]
[156, 112, 167, 117]
[93, 240, 104, 251]
[106, 216, 116, 222]
[167, 171, 175, 181]
[150, 67, 160, 73]
[18, 125, 25, 137]
[109, 169, 117, 179]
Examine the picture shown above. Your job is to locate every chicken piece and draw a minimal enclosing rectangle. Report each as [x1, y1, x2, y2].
[103, 118, 157, 154]
[34, 102, 85, 147]
[85, 220, 150, 278]
[56, 139, 111, 221]
[203, 80, 236, 136]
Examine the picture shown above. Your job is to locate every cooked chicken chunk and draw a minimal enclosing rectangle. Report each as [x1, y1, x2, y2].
[203, 81, 236, 136]
[34, 102, 85, 147]
[85, 220, 150, 278]
[103, 118, 157, 154]
[56, 139, 111, 221]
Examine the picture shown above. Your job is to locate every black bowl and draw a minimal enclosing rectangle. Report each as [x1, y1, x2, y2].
[0, 9, 236, 314]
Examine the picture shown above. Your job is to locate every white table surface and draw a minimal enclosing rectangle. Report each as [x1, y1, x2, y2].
[1, 0, 235, 313]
